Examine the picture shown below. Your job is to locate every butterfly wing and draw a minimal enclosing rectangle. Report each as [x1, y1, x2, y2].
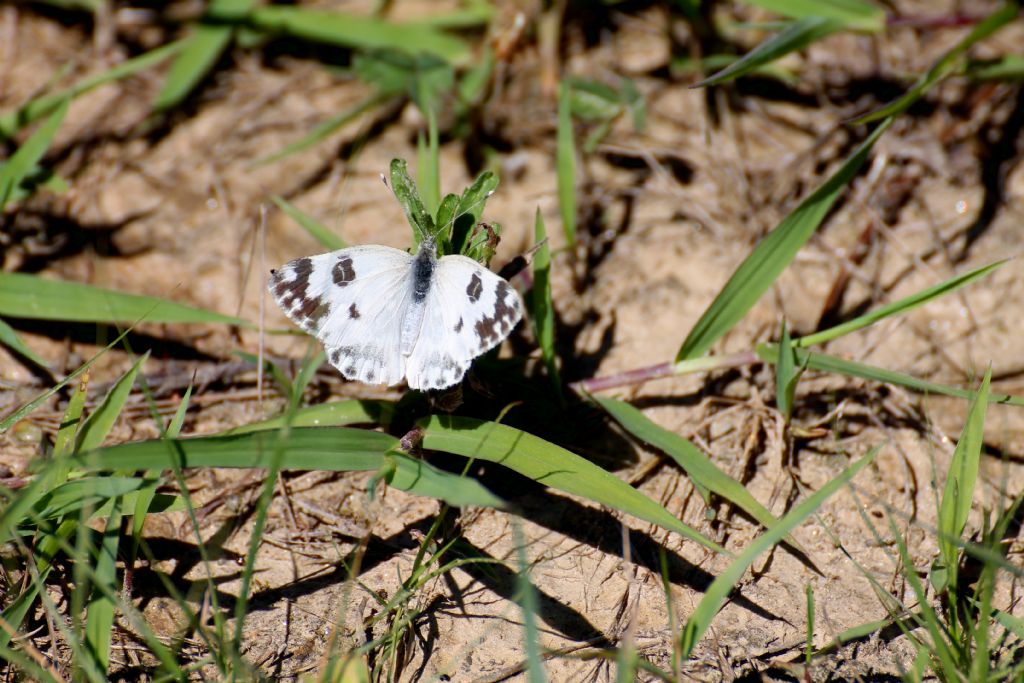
[404, 254, 523, 391]
[268, 245, 414, 386]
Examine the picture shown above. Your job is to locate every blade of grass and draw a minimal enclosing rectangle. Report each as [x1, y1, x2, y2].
[531, 209, 561, 395]
[594, 397, 794, 543]
[255, 92, 387, 166]
[694, 16, 843, 87]
[754, 344, 1024, 407]
[795, 260, 1006, 347]
[0, 41, 184, 138]
[513, 521, 546, 683]
[775, 321, 797, 422]
[418, 415, 728, 555]
[556, 81, 577, 247]
[270, 195, 347, 250]
[70, 427, 504, 509]
[739, 0, 885, 31]
[679, 446, 878, 658]
[935, 368, 990, 593]
[676, 118, 892, 361]
[153, 0, 256, 112]
[222, 399, 394, 434]
[76, 352, 148, 452]
[85, 496, 121, 674]
[249, 7, 469, 61]
[0, 98, 69, 211]
[0, 272, 246, 325]
[853, 2, 1018, 124]
[0, 317, 48, 367]
[417, 108, 441, 217]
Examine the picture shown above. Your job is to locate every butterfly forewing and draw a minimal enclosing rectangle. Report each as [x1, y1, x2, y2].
[268, 246, 415, 386]
[404, 254, 523, 391]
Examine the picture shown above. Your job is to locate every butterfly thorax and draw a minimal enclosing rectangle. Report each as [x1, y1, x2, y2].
[400, 236, 438, 356]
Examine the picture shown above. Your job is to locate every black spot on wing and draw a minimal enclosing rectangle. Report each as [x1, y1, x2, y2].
[270, 258, 328, 329]
[348, 303, 360, 319]
[466, 272, 483, 303]
[454, 317, 463, 333]
[332, 255, 356, 286]
[474, 280, 520, 348]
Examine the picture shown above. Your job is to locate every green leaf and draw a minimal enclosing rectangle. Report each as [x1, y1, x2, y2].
[419, 415, 727, 555]
[223, 399, 394, 434]
[556, 82, 577, 247]
[271, 195, 347, 250]
[694, 16, 843, 87]
[390, 158, 434, 244]
[85, 497, 121, 673]
[853, 2, 1018, 124]
[934, 369, 990, 593]
[0, 41, 183, 139]
[447, 171, 498, 256]
[676, 118, 891, 361]
[595, 397, 789, 540]
[249, 7, 469, 61]
[775, 321, 799, 422]
[76, 353, 149, 453]
[71, 427, 504, 509]
[795, 260, 1006, 348]
[740, 0, 885, 31]
[754, 344, 1024, 407]
[0, 272, 246, 326]
[256, 93, 386, 167]
[531, 209, 560, 393]
[0, 328, 133, 433]
[153, 25, 235, 112]
[679, 446, 879, 657]
[417, 108, 441, 217]
[0, 98, 69, 211]
[0, 317, 48, 367]
[965, 54, 1024, 81]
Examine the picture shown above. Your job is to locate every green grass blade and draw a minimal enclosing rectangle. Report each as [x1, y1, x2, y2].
[270, 194, 347, 250]
[0, 317, 48, 367]
[0, 41, 184, 138]
[34, 476, 145, 520]
[0, 272, 246, 325]
[679, 446, 879, 658]
[532, 209, 561, 394]
[71, 427, 504, 508]
[755, 344, 1024, 407]
[775, 321, 797, 422]
[249, 7, 469, 61]
[513, 522, 547, 683]
[556, 82, 577, 247]
[255, 92, 386, 166]
[853, 2, 1018, 124]
[390, 158, 434, 244]
[676, 118, 892, 361]
[76, 352, 148, 453]
[0, 328, 133, 433]
[935, 368, 990, 593]
[796, 260, 1006, 348]
[694, 16, 843, 87]
[965, 54, 1024, 80]
[740, 0, 885, 31]
[222, 399, 394, 434]
[595, 397, 789, 539]
[85, 498, 121, 674]
[152, 0, 255, 112]
[417, 108, 441, 217]
[419, 415, 728, 555]
[0, 98, 69, 211]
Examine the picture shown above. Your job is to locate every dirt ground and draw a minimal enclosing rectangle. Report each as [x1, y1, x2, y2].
[2, 0, 1024, 680]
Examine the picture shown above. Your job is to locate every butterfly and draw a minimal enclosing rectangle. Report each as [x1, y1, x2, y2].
[268, 234, 523, 391]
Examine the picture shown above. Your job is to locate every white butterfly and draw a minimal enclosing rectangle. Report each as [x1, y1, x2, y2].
[268, 235, 523, 391]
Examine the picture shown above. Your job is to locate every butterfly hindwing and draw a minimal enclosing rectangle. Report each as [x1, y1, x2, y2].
[405, 254, 523, 391]
[268, 245, 414, 386]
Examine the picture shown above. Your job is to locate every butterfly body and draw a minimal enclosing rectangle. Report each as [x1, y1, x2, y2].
[269, 236, 523, 391]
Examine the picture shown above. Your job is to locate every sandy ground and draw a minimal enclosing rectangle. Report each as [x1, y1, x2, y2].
[2, 0, 1024, 680]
